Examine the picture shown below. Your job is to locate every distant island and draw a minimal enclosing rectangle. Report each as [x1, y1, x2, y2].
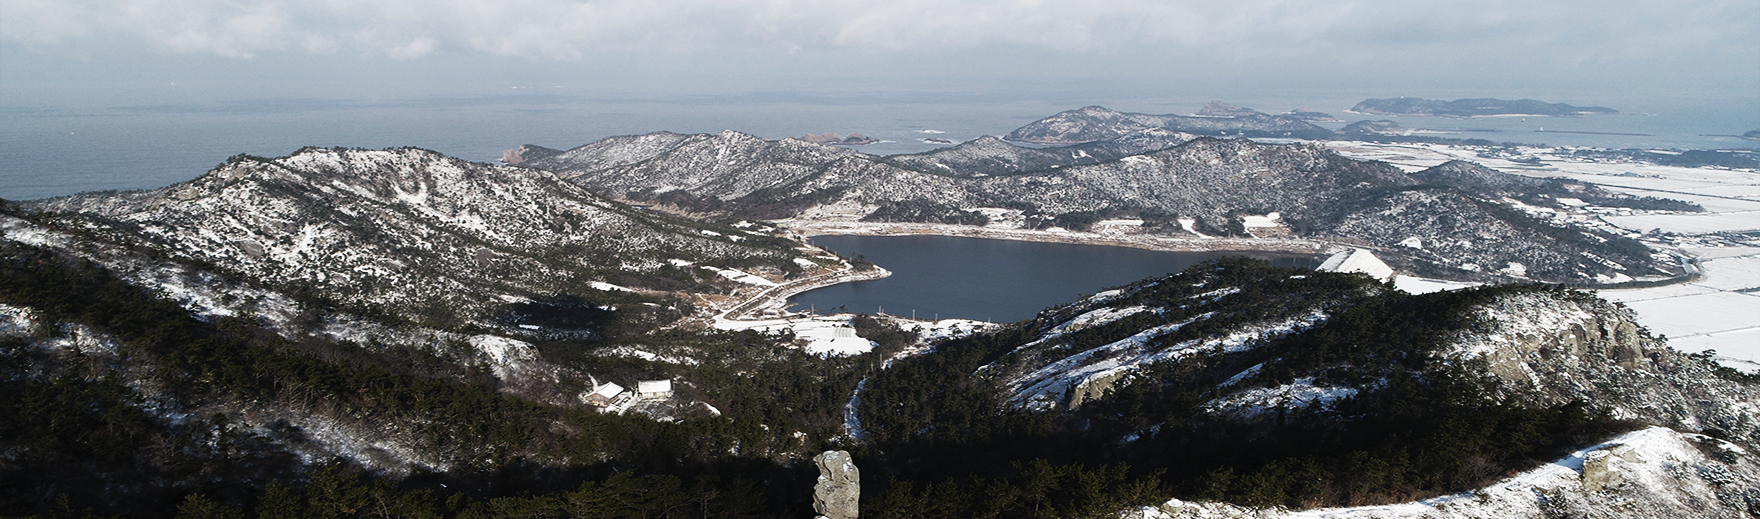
[794, 132, 880, 145]
[1281, 108, 1340, 121]
[1351, 97, 1618, 118]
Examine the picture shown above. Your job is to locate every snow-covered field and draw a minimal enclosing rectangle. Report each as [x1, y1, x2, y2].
[1601, 248, 1760, 370]
[1326, 142, 1760, 371]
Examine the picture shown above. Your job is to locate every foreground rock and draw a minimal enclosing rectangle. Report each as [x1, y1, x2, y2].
[814, 450, 860, 519]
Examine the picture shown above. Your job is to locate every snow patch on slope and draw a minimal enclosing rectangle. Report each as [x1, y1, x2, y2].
[1202, 377, 1358, 416]
[1005, 310, 1331, 410]
[1130, 426, 1760, 519]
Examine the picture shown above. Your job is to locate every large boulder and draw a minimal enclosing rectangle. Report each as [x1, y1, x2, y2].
[813, 450, 860, 519]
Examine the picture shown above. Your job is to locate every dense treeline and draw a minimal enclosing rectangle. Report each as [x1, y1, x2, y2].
[853, 259, 1636, 511]
[0, 245, 1637, 517]
[0, 241, 863, 517]
[860, 201, 990, 226]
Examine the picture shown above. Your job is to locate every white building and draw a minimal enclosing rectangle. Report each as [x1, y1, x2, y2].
[581, 382, 625, 406]
[636, 380, 673, 400]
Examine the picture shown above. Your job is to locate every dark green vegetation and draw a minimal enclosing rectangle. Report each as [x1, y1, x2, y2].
[21, 148, 814, 328]
[857, 259, 1636, 511]
[0, 240, 863, 518]
[0, 240, 1635, 518]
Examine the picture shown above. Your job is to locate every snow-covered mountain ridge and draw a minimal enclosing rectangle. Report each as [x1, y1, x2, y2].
[524, 123, 1687, 284]
[982, 260, 1758, 441]
[21, 147, 812, 326]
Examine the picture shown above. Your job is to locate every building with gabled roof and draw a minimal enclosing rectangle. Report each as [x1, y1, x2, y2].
[636, 380, 673, 400]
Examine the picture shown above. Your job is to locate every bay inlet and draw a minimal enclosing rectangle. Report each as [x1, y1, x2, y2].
[787, 235, 1322, 324]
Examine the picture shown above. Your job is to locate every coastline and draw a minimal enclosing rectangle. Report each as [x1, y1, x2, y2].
[773, 219, 1338, 255]
[710, 261, 892, 323]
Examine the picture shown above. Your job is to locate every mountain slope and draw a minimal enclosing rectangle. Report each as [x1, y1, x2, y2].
[854, 258, 1760, 514]
[881, 132, 1197, 178]
[26, 147, 808, 324]
[529, 129, 1677, 284]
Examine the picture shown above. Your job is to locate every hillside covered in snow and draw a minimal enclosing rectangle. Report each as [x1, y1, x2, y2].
[524, 124, 1689, 284]
[19, 147, 821, 327]
[852, 258, 1760, 515]
[0, 132, 1746, 517]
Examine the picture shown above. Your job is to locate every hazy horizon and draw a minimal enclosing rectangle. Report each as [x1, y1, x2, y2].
[3, 1, 1756, 200]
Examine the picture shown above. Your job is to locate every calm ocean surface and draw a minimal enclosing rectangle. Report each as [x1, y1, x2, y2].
[787, 235, 1321, 324]
[2, 92, 1755, 201]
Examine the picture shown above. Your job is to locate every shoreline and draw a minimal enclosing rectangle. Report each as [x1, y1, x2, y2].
[711, 262, 892, 323]
[773, 219, 1339, 255]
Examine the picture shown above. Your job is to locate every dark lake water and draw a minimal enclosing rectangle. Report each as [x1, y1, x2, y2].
[788, 235, 1322, 324]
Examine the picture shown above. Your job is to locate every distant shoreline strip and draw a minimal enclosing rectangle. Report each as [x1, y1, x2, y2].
[1535, 129, 1652, 136]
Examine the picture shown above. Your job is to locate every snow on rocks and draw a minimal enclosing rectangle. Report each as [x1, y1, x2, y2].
[0, 304, 121, 355]
[1046, 305, 1153, 337]
[1128, 426, 1760, 519]
[1201, 377, 1358, 417]
[601, 345, 701, 365]
[1005, 310, 1330, 411]
[468, 335, 538, 378]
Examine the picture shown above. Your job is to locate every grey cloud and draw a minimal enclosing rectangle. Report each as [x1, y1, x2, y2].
[2, 0, 1752, 63]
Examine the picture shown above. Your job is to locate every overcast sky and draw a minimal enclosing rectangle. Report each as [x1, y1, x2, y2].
[2, 0, 1756, 106]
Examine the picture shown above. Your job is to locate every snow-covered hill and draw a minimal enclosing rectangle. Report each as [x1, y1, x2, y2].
[986, 261, 1758, 439]
[24, 147, 808, 324]
[526, 127, 1680, 284]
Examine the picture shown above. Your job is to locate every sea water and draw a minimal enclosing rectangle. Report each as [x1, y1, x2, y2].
[3, 91, 1755, 201]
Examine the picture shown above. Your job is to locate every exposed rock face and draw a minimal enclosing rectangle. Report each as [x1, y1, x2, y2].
[1139, 427, 1760, 519]
[813, 450, 860, 519]
[1450, 292, 1760, 447]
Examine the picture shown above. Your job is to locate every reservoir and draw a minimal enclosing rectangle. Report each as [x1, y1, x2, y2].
[788, 235, 1321, 324]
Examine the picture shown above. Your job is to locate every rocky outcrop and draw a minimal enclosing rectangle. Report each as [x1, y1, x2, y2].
[1136, 427, 1760, 519]
[813, 450, 860, 519]
[1451, 292, 1760, 448]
